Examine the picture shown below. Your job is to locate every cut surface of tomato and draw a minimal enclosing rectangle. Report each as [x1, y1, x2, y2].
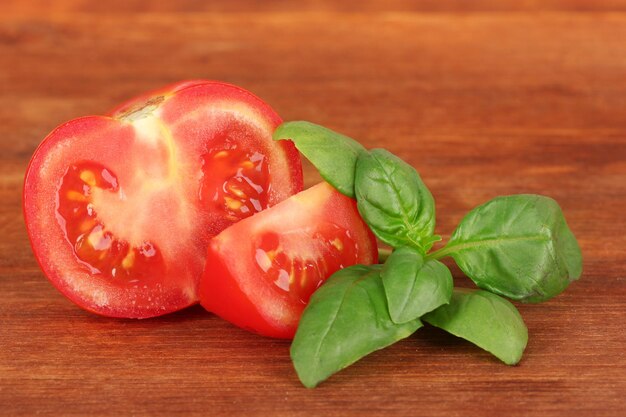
[199, 182, 378, 339]
[23, 80, 303, 318]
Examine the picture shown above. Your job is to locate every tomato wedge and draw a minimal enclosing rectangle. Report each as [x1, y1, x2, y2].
[199, 182, 378, 339]
[23, 80, 303, 318]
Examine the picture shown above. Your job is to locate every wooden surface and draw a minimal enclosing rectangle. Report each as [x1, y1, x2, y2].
[1, 1, 625, 416]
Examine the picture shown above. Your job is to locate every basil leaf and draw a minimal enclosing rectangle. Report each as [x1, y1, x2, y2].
[291, 265, 422, 388]
[381, 247, 453, 323]
[273, 121, 365, 197]
[423, 288, 528, 365]
[355, 149, 438, 252]
[435, 195, 582, 303]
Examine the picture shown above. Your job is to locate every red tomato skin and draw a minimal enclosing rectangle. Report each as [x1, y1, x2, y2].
[199, 183, 378, 339]
[202, 243, 276, 336]
[23, 117, 145, 318]
[107, 80, 213, 116]
[109, 80, 303, 195]
[23, 80, 303, 318]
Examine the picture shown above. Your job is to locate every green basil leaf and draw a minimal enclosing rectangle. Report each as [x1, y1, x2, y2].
[273, 121, 365, 197]
[423, 288, 528, 365]
[381, 247, 453, 323]
[435, 195, 582, 303]
[355, 149, 438, 252]
[291, 265, 422, 388]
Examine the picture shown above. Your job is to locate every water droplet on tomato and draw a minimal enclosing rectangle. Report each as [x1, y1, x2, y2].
[275, 269, 291, 292]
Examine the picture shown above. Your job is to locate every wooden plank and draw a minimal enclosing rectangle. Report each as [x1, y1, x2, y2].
[1, 5, 625, 416]
[4, 0, 626, 14]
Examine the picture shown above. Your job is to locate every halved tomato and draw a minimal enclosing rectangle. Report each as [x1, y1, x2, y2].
[199, 182, 378, 339]
[23, 80, 303, 318]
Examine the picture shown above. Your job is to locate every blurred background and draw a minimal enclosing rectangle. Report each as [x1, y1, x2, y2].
[3, 1, 625, 221]
[2, 1, 625, 416]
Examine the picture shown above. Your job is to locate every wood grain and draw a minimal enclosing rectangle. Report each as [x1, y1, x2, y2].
[1, 1, 625, 416]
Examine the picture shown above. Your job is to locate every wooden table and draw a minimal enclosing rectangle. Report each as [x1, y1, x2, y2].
[2, 2, 625, 416]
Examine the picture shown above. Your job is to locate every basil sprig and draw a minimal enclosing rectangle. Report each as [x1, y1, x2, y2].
[428, 195, 583, 302]
[273, 121, 365, 197]
[291, 265, 422, 388]
[423, 288, 528, 365]
[355, 149, 440, 253]
[276, 122, 582, 387]
[381, 247, 452, 324]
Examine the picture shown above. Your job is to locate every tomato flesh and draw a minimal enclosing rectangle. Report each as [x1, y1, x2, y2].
[200, 144, 269, 224]
[56, 161, 166, 282]
[23, 80, 303, 318]
[199, 182, 378, 339]
[254, 223, 359, 305]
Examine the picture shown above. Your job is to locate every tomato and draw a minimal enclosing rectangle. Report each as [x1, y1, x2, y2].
[199, 182, 378, 339]
[23, 80, 303, 318]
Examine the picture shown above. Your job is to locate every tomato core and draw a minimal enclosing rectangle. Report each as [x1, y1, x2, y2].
[56, 162, 166, 282]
